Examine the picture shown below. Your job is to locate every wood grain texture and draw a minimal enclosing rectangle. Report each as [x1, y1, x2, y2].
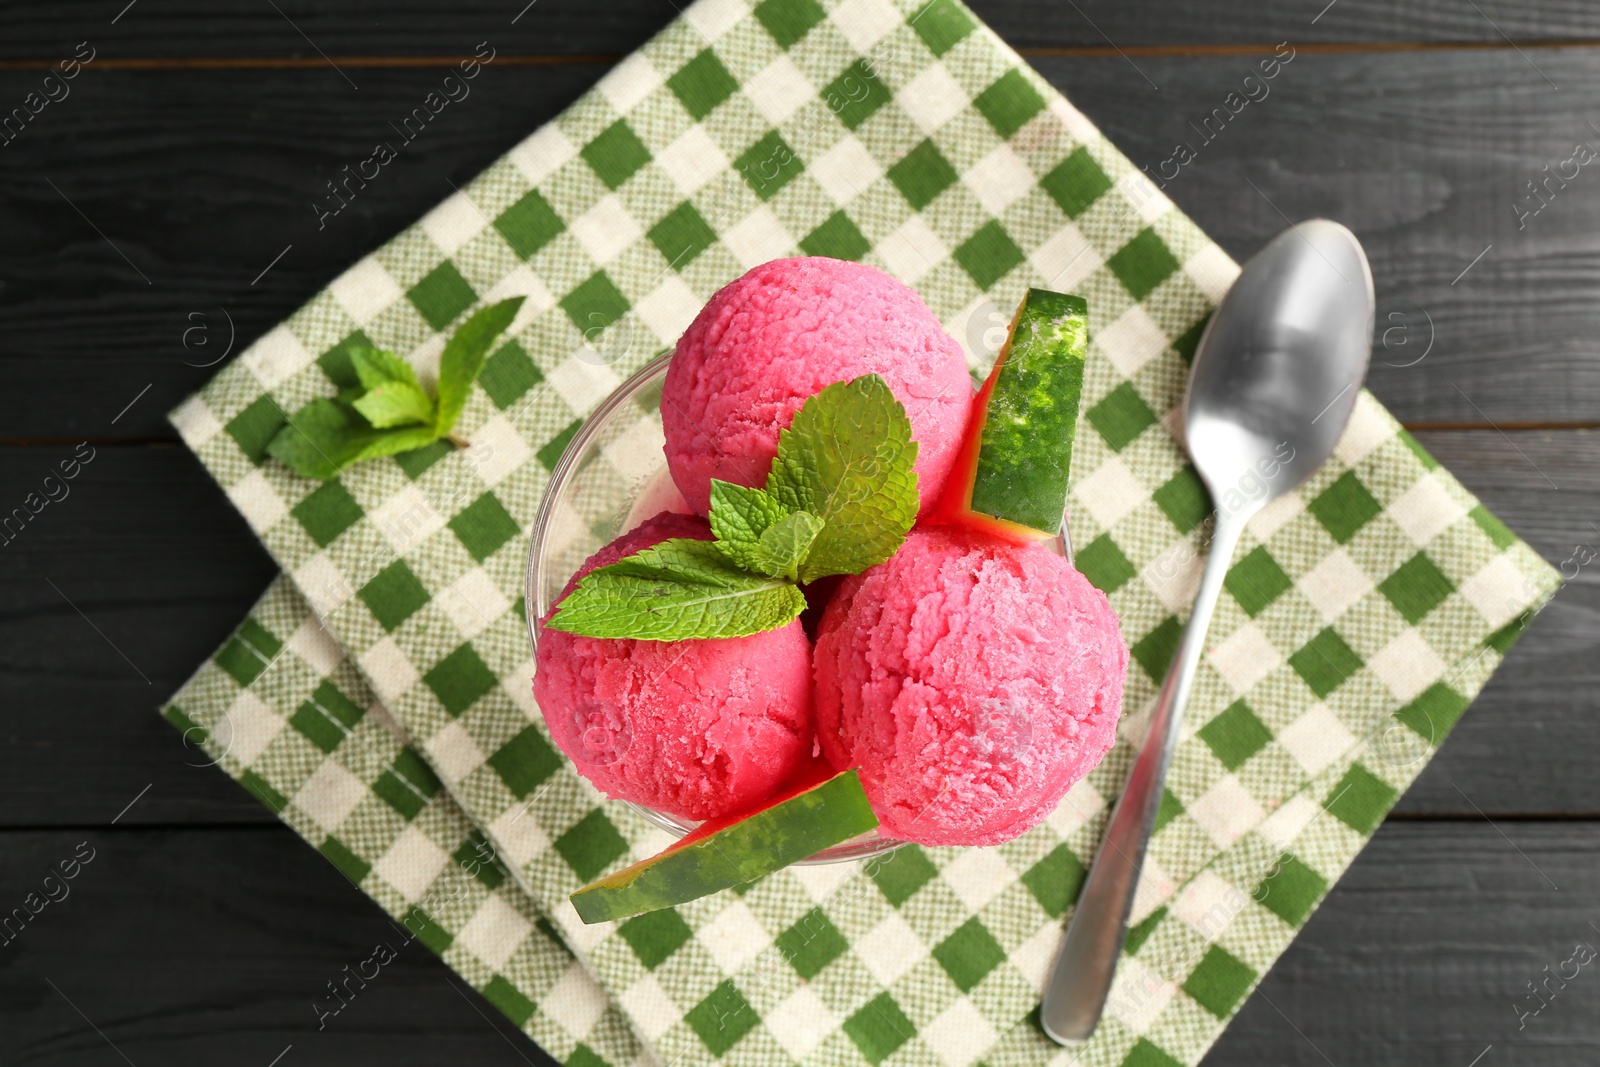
[2, 52, 1600, 434]
[1207, 820, 1600, 1067]
[1, 2, 1597, 1063]
[0, 62, 608, 440]
[0, 823, 1591, 1066]
[8, 0, 1600, 59]
[0, 828, 556, 1066]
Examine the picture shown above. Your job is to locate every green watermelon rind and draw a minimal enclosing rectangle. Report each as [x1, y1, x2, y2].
[967, 289, 1089, 535]
[570, 769, 879, 923]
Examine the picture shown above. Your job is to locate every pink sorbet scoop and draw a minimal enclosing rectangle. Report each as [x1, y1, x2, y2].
[814, 524, 1128, 846]
[533, 512, 813, 821]
[661, 257, 974, 516]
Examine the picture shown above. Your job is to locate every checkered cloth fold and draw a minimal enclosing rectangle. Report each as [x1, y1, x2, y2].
[164, 0, 1559, 1063]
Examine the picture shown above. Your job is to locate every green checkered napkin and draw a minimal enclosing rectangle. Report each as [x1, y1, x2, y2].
[164, 0, 1560, 1062]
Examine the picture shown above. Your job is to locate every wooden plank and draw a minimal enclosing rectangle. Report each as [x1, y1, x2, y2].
[0, 429, 1592, 823]
[5, 50, 1600, 436]
[7, 0, 1600, 59]
[0, 444, 280, 825]
[1209, 819, 1600, 1067]
[0, 827, 557, 1066]
[0, 63, 608, 441]
[0, 822, 1594, 1064]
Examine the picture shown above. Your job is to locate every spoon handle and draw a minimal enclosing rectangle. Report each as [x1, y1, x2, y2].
[1040, 511, 1247, 1045]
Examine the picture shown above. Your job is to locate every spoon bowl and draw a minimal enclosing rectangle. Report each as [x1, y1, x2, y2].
[1186, 219, 1375, 504]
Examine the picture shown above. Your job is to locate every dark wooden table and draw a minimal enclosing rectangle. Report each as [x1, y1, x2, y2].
[2, 2, 1597, 1063]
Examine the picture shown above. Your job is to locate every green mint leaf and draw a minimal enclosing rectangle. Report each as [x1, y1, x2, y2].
[436, 297, 526, 434]
[544, 538, 808, 640]
[349, 346, 424, 393]
[265, 399, 437, 480]
[352, 380, 435, 428]
[749, 510, 825, 581]
[766, 374, 919, 583]
[707, 480, 793, 568]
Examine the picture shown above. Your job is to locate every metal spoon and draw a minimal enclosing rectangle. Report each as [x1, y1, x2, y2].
[1040, 219, 1374, 1045]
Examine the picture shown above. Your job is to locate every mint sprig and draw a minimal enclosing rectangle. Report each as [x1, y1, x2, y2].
[536, 538, 808, 641]
[767, 374, 919, 583]
[545, 374, 919, 641]
[266, 297, 525, 479]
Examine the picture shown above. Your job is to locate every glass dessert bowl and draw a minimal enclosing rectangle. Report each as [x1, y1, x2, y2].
[524, 351, 904, 865]
[526, 348, 1077, 867]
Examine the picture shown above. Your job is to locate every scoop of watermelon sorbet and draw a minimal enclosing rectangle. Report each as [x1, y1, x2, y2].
[814, 525, 1128, 846]
[534, 512, 813, 822]
[661, 257, 974, 516]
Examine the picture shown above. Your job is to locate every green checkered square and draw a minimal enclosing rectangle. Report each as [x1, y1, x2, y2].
[290, 680, 365, 753]
[843, 993, 914, 1064]
[1326, 763, 1399, 834]
[394, 439, 452, 478]
[1379, 552, 1455, 623]
[1395, 682, 1469, 741]
[1226, 546, 1294, 616]
[736, 130, 803, 199]
[1021, 843, 1086, 918]
[669, 49, 741, 119]
[1199, 700, 1272, 770]
[561, 270, 631, 333]
[1124, 1039, 1185, 1067]
[801, 210, 872, 261]
[477, 340, 544, 408]
[754, 0, 825, 48]
[449, 492, 521, 562]
[1254, 852, 1328, 926]
[954, 220, 1025, 289]
[870, 846, 939, 906]
[1132, 615, 1182, 682]
[408, 261, 478, 330]
[1183, 946, 1257, 1018]
[582, 120, 652, 190]
[495, 190, 565, 260]
[424, 643, 499, 716]
[933, 918, 1006, 991]
[213, 618, 283, 686]
[555, 810, 630, 882]
[910, 0, 976, 55]
[1077, 532, 1138, 594]
[1042, 147, 1113, 218]
[360, 561, 431, 631]
[292, 481, 364, 547]
[488, 724, 563, 799]
[1107, 227, 1182, 301]
[1087, 381, 1158, 450]
[620, 909, 695, 969]
[1309, 471, 1383, 543]
[538, 419, 582, 471]
[686, 983, 758, 1057]
[226, 396, 286, 462]
[1153, 467, 1210, 534]
[776, 907, 849, 979]
[823, 61, 892, 129]
[973, 68, 1046, 138]
[1289, 626, 1361, 698]
[374, 747, 442, 819]
[650, 201, 719, 268]
[888, 139, 959, 209]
